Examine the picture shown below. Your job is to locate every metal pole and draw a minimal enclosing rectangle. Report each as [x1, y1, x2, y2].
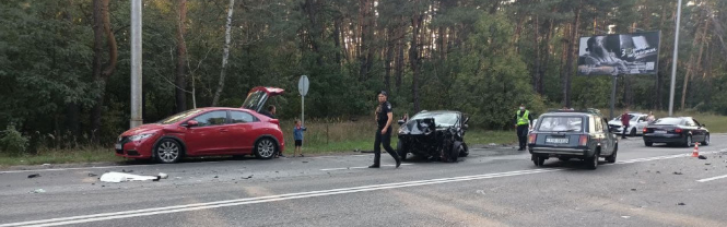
[668, 0, 682, 117]
[301, 95, 305, 127]
[130, 0, 143, 128]
[610, 75, 617, 120]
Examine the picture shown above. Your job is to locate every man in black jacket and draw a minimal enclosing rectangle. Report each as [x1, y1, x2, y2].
[369, 91, 401, 168]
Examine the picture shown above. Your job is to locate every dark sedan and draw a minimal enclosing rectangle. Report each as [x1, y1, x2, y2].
[396, 110, 469, 162]
[642, 117, 710, 147]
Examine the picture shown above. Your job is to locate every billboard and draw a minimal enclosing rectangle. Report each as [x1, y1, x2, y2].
[577, 32, 660, 76]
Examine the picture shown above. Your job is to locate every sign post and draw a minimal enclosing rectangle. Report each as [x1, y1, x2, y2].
[298, 75, 309, 152]
[298, 75, 310, 127]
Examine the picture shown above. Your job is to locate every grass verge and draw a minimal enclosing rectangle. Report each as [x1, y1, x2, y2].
[2, 110, 724, 167]
[0, 147, 125, 168]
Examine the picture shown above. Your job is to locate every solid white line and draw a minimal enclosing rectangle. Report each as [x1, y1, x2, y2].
[320, 164, 413, 171]
[2, 150, 726, 227]
[0, 165, 157, 174]
[697, 174, 727, 183]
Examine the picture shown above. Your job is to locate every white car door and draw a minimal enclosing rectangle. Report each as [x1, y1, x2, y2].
[634, 116, 648, 133]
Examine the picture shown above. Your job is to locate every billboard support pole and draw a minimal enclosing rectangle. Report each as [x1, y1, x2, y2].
[668, 0, 682, 117]
[610, 74, 618, 120]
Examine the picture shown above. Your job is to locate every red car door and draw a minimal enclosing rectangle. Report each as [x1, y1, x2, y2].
[184, 110, 232, 155]
[228, 110, 257, 153]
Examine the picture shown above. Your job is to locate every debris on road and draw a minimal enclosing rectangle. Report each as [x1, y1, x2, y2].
[656, 171, 661, 174]
[88, 173, 98, 177]
[621, 216, 631, 219]
[303, 161, 309, 163]
[705, 163, 711, 166]
[99, 172, 160, 183]
[673, 171, 683, 175]
[242, 175, 253, 179]
[27, 173, 40, 178]
[698, 155, 707, 160]
[30, 189, 46, 193]
[42, 163, 50, 166]
[214, 176, 219, 179]
[631, 189, 637, 191]
[678, 202, 686, 206]
[121, 169, 134, 173]
[158, 172, 168, 179]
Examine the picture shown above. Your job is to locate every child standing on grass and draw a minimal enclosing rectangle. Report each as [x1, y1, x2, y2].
[293, 120, 307, 157]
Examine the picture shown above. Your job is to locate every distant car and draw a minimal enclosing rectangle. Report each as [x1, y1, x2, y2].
[528, 109, 618, 170]
[115, 87, 285, 163]
[642, 117, 710, 147]
[608, 113, 648, 136]
[396, 110, 469, 162]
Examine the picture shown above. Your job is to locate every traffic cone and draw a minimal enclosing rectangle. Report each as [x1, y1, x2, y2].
[692, 142, 700, 157]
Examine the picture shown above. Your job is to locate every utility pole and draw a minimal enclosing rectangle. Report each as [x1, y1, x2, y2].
[668, 0, 682, 117]
[130, 0, 143, 128]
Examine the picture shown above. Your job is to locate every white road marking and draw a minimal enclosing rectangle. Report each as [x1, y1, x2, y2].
[320, 164, 413, 171]
[697, 174, 727, 183]
[0, 165, 157, 174]
[1, 151, 722, 227]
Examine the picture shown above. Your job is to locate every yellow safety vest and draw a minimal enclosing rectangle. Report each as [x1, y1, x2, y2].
[517, 110, 530, 126]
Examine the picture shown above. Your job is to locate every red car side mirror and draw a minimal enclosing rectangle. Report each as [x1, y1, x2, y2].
[186, 120, 199, 127]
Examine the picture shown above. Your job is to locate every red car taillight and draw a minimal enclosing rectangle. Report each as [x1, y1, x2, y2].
[643, 128, 648, 133]
[579, 135, 588, 146]
[674, 128, 683, 133]
[528, 134, 537, 144]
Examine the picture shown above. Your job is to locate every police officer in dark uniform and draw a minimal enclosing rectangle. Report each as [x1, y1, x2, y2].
[369, 91, 401, 168]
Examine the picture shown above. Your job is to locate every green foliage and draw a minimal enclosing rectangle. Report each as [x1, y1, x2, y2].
[0, 126, 29, 156]
[1, 0, 726, 152]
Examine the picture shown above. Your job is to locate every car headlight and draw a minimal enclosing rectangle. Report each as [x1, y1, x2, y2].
[129, 133, 155, 141]
[398, 128, 409, 134]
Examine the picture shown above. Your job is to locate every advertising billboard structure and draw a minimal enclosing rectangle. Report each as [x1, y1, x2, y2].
[577, 32, 660, 76]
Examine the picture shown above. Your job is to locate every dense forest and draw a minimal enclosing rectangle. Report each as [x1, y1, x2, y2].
[1, 0, 726, 147]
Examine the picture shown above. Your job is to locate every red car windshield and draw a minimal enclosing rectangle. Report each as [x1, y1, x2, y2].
[158, 109, 204, 124]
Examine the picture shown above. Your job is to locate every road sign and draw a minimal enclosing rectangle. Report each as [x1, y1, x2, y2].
[298, 75, 309, 96]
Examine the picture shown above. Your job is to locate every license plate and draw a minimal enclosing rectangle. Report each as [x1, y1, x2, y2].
[115, 144, 122, 150]
[546, 137, 569, 144]
[654, 130, 666, 134]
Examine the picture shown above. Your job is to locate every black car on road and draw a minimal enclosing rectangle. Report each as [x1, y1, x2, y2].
[642, 117, 710, 147]
[528, 109, 618, 170]
[397, 110, 469, 162]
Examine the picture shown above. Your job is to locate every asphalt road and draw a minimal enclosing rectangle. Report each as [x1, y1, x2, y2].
[1, 135, 727, 227]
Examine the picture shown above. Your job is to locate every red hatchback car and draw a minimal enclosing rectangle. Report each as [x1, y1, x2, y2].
[115, 87, 285, 163]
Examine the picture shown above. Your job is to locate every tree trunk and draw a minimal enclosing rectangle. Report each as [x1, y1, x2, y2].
[384, 26, 395, 92]
[538, 18, 554, 95]
[175, 0, 188, 112]
[212, 0, 235, 107]
[334, 15, 343, 67]
[395, 18, 404, 92]
[410, 11, 423, 112]
[359, 0, 375, 81]
[562, 5, 580, 108]
[532, 15, 540, 92]
[90, 0, 117, 141]
[681, 19, 709, 110]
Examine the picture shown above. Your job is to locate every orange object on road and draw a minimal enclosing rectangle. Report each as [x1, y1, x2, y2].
[692, 142, 700, 157]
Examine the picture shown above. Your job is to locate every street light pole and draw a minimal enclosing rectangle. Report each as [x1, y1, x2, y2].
[130, 0, 143, 128]
[668, 0, 682, 117]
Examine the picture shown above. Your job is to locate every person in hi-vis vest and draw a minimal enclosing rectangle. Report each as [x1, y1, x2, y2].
[514, 104, 534, 151]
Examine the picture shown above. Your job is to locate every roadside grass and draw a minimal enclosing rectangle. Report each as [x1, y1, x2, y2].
[0, 147, 125, 167]
[281, 118, 516, 154]
[3, 110, 723, 167]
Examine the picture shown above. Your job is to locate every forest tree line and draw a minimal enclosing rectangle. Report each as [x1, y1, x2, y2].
[1, 0, 726, 148]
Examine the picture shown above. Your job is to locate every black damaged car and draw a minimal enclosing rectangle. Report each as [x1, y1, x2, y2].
[396, 110, 469, 162]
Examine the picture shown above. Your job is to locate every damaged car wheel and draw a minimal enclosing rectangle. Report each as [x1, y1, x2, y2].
[397, 140, 408, 161]
[458, 143, 469, 157]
